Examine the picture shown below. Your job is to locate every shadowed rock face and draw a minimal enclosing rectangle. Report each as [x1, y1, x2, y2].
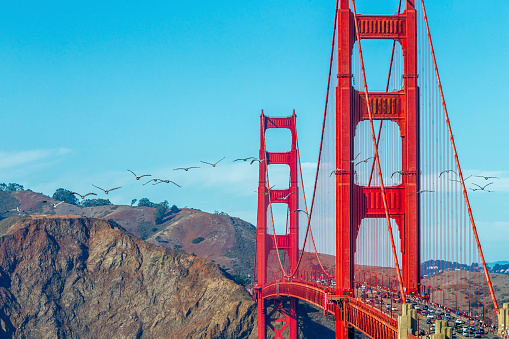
[0, 216, 257, 339]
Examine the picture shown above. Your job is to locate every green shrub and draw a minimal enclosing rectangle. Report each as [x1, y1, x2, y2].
[191, 237, 204, 244]
[81, 198, 112, 207]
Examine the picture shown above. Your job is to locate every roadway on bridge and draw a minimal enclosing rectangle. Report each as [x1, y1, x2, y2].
[359, 287, 496, 338]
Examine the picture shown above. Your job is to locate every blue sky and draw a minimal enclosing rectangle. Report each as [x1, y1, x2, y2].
[0, 1, 508, 261]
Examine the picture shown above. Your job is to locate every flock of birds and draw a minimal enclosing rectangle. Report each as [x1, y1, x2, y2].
[0, 153, 500, 216]
[328, 153, 499, 197]
[0, 156, 266, 216]
[67, 157, 266, 199]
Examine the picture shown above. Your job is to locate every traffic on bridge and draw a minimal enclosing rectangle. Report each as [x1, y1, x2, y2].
[253, 0, 508, 338]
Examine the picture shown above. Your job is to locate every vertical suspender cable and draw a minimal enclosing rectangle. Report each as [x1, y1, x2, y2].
[419, 0, 499, 316]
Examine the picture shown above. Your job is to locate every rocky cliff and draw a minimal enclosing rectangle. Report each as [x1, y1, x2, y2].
[4, 190, 256, 279]
[0, 216, 257, 339]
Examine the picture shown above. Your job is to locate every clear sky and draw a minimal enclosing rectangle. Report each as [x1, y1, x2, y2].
[0, 1, 507, 261]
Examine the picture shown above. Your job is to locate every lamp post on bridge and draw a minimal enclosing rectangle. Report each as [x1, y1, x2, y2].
[476, 301, 485, 324]
[450, 292, 458, 313]
[464, 296, 471, 318]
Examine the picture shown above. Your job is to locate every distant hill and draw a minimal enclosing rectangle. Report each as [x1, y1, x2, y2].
[421, 259, 509, 277]
[0, 190, 255, 283]
[487, 261, 509, 268]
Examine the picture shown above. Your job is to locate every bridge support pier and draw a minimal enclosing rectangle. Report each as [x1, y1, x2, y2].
[397, 303, 417, 339]
[498, 302, 509, 334]
[257, 296, 266, 338]
[430, 320, 452, 339]
[335, 309, 351, 339]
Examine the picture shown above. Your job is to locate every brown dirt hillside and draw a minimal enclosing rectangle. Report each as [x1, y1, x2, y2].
[4, 190, 255, 279]
[0, 216, 257, 339]
[145, 209, 255, 279]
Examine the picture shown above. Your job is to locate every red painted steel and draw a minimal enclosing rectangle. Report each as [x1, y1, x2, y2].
[335, 1, 419, 337]
[336, 2, 356, 338]
[351, 0, 407, 317]
[355, 91, 405, 122]
[254, 1, 498, 337]
[256, 111, 299, 339]
[261, 279, 405, 339]
[356, 15, 406, 39]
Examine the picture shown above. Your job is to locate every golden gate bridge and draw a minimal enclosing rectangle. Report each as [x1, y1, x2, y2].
[253, 1, 509, 338]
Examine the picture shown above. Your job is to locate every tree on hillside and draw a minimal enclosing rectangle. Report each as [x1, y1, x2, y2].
[137, 198, 155, 208]
[170, 204, 180, 214]
[52, 188, 79, 205]
[154, 200, 169, 225]
[81, 199, 112, 207]
[130, 199, 137, 206]
[0, 183, 24, 191]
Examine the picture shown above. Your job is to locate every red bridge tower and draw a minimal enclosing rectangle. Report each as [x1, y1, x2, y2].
[256, 112, 299, 339]
[335, 0, 420, 338]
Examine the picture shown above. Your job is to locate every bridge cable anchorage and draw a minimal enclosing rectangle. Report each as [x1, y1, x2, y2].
[350, 0, 406, 301]
[419, 0, 500, 316]
[367, 0, 403, 188]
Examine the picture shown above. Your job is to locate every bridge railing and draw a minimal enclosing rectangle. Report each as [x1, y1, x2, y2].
[269, 269, 336, 288]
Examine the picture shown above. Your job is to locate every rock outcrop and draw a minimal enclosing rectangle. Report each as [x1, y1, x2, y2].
[0, 216, 257, 339]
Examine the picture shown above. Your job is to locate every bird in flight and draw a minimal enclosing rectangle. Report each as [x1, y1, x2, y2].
[154, 179, 181, 188]
[174, 167, 199, 171]
[128, 169, 151, 180]
[355, 157, 374, 166]
[143, 178, 160, 186]
[234, 157, 255, 162]
[391, 170, 408, 178]
[474, 175, 499, 181]
[92, 184, 121, 194]
[275, 192, 295, 201]
[330, 168, 347, 177]
[470, 182, 493, 192]
[53, 201, 66, 208]
[290, 209, 308, 215]
[200, 157, 225, 167]
[343, 153, 361, 164]
[262, 185, 275, 195]
[71, 192, 97, 199]
[407, 190, 434, 197]
[439, 169, 458, 178]
[250, 158, 265, 165]
[449, 175, 472, 183]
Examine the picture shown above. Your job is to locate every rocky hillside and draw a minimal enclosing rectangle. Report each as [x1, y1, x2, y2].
[1, 190, 255, 280]
[0, 216, 257, 339]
